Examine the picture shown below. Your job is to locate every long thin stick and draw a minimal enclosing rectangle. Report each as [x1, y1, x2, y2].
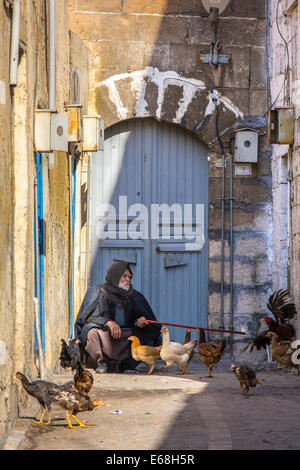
[146, 319, 245, 335]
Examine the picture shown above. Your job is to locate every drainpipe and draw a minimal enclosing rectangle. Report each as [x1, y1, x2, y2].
[229, 136, 235, 356]
[85, 154, 91, 291]
[69, 144, 77, 339]
[34, 155, 45, 378]
[287, 147, 292, 292]
[9, 0, 21, 86]
[220, 152, 225, 338]
[49, 0, 55, 110]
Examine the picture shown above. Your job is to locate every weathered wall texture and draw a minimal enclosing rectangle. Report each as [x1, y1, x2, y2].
[0, 0, 15, 449]
[0, 0, 89, 448]
[268, 0, 300, 335]
[68, 0, 272, 359]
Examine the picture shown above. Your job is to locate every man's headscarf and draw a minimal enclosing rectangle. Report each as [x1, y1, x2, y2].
[100, 261, 133, 306]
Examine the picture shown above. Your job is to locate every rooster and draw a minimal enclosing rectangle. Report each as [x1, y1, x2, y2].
[196, 328, 226, 378]
[60, 338, 94, 396]
[246, 290, 297, 353]
[15, 372, 74, 426]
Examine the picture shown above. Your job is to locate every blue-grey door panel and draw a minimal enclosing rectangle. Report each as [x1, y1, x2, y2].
[91, 118, 208, 343]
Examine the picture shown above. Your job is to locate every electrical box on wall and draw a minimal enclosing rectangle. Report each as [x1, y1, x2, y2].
[82, 116, 104, 152]
[268, 107, 294, 145]
[35, 110, 68, 152]
[234, 128, 259, 163]
[68, 104, 83, 142]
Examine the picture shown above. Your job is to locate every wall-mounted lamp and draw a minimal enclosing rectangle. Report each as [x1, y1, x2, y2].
[201, 0, 231, 14]
[200, 0, 231, 66]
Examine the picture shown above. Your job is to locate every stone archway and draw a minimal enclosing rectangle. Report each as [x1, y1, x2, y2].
[93, 66, 245, 147]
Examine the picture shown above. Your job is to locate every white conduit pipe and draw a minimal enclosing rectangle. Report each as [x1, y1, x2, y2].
[9, 0, 21, 86]
[49, 0, 55, 110]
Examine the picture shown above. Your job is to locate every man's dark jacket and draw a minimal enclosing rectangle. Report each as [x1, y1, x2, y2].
[74, 285, 162, 348]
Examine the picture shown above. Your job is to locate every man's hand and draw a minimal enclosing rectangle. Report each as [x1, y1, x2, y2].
[135, 316, 148, 328]
[106, 320, 122, 339]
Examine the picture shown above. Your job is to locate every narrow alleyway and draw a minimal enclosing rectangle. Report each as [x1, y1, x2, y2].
[6, 358, 300, 452]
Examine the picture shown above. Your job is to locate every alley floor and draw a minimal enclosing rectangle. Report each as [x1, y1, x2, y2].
[5, 357, 300, 452]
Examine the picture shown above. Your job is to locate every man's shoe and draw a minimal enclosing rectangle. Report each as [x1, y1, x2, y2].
[95, 361, 108, 374]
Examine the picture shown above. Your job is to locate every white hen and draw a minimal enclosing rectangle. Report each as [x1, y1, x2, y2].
[159, 327, 198, 374]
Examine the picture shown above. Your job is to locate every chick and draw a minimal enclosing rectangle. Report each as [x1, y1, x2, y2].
[231, 364, 261, 396]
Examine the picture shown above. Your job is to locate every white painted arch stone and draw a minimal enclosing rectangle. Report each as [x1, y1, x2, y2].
[95, 66, 244, 144]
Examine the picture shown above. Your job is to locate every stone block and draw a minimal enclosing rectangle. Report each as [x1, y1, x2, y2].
[236, 291, 267, 314]
[117, 42, 144, 73]
[209, 239, 230, 258]
[232, 204, 272, 231]
[219, 19, 266, 47]
[208, 291, 231, 314]
[187, 17, 214, 46]
[250, 89, 267, 116]
[211, 46, 251, 89]
[250, 46, 267, 89]
[224, 0, 266, 19]
[168, 45, 198, 75]
[234, 235, 268, 259]
[233, 176, 272, 205]
[91, 41, 117, 69]
[122, 0, 180, 14]
[161, 84, 184, 122]
[137, 14, 188, 44]
[69, 13, 137, 41]
[76, 0, 122, 12]
[143, 44, 170, 70]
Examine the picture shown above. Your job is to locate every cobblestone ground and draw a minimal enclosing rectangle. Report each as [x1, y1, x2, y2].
[5, 358, 300, 452]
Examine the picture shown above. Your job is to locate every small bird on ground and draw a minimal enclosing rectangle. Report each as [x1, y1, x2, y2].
[128, 336, 161, 375]
[15, 372, 74, 425]
[159, 327, 198, 374]
[51, 387, 103, 429]
[179, 329, 195, 374]
[231, 364, 262, 396]
[60, 338, 94, 396]
[196, 328, 226, 378]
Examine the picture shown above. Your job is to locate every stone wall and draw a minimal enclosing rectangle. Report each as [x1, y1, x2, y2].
[0, 0, 89, 448]
[268, 0, 300, 335]
[68, 0, 272, 359]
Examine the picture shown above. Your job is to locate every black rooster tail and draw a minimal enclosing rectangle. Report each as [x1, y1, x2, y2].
[267, 289, 297, 323]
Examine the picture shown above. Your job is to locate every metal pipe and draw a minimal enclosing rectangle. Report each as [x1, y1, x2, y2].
[69, 150, 74, 339]
[9, 0, 21, 86]
[34, 155, 45, 378]
[229, 137, 234, 355]
[287, 147, 292, 292]
[49, 0, 55, 110]
[220, 152, 225, 336]
[85, 154, 91, 291]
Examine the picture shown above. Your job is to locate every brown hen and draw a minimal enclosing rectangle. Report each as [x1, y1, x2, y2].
[196, 328, 226, 377]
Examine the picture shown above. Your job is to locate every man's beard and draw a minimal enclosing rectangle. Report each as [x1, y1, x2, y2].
[118, 281, 130, 291]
